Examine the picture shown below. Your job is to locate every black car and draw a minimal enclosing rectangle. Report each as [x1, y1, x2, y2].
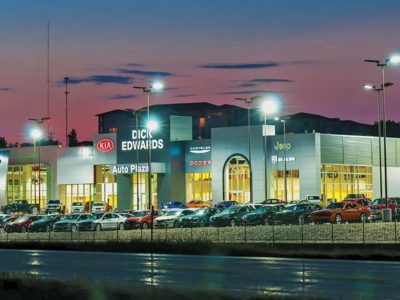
[239, 204, 285, 226]
[77, 213, 104, 231]
[210, 205, 255, 227]
[180, 207, 220, 227]
[213, 201, 239, 210]
[260, 199, 285, 205]
[29, 214, 63, 232]
[273, 203, 322, 225]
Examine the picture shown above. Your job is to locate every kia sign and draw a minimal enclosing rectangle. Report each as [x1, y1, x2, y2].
[96, 138, 115, 153]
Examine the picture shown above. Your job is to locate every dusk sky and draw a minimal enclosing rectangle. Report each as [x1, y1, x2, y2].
[1, 0, 400, 143]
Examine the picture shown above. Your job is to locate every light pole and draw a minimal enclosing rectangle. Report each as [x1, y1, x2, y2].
[30, 128, 43, 209]
[64, 77, 69, 147]
[134, 82, 163, 210]
[261, 99, 278, 201]
[235, 97, 254, 204]
[365, 55, 400, 212]
[363, 82, 394, 200]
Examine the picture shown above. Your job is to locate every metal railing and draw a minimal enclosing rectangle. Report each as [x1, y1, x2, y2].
[0, 221, 399, 244]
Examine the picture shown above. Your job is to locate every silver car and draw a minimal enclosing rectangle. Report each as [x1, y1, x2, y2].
[92, 213, 127, 231]
[71, 202, 84, 213]
[154, 209, 193, 228]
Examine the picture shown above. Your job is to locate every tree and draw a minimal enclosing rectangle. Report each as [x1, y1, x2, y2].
[0, 136, 7, 148]
[67, 129, 79, 147]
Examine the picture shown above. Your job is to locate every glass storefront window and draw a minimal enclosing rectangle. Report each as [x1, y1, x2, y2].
[223, 156, 250, 204]
[59, 184, 93, 213]
[186, 173, 212, 203]
[131, 173, 158, 210]
[6, 164, 49, 210]
[270, 169, 300, 201]
[95, 165, 117, 209]
[321, 164, 372, 202]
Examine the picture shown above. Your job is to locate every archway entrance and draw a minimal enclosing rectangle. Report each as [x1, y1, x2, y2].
[224, 155, 251, 204]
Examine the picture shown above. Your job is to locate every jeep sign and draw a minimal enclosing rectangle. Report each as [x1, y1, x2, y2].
[96, 138, 115, 153]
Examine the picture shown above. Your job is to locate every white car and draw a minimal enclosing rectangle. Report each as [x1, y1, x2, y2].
[92, 202, 107, 213]
[154, 209, 193, 228]
[92, 213, 127, 231]
[71, 202, 84, 213]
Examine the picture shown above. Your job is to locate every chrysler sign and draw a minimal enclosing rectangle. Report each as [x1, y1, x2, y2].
[96, 138, 115, 153]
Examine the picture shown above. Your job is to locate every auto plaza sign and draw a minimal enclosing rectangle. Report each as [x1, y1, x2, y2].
[111, 164, 149, 174]
[121, 129, 164, 151]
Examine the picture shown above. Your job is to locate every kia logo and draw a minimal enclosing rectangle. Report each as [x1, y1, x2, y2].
[96, 138, 115, 153]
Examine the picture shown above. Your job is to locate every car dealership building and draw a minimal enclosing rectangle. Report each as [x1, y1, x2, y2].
[0, 104, 399, 212]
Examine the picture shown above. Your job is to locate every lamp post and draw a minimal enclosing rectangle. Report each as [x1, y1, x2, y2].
[261, 99, 278, 201]
[134, 82, 163, 210]
[235, 97, 255, 204]
[30, 128, 43, 209]
[64, 77, 69, 147]
[28, 117, 50, 209]
[365, 55, 400, 212]
[363, 82, 394, 200]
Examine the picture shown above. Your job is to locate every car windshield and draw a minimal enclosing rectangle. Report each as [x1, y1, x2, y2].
[14, 216, 29, 222]
[286, 205, 304, 211]
[221, 206, 239, 214]
[193, 208, 209, 216]
[39, 215, 53, 221]
[87, 214, 104, 220]
[130, 211, 149, 217]
[62, 215, 80, 220]
[93, 203, 104, 206]
[327, 203, 344, 209]
[372, 199, 386, 206]
[48, 200, 60, 204]
[72, 202, 82, 206]
[255, 206, 270, 213]
[165, 210, 181, 216]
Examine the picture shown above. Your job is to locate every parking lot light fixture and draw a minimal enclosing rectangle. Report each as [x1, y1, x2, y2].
[388, 54, 400, 65]
[363, 84, 375, 90]
[147, 120, 159, 132]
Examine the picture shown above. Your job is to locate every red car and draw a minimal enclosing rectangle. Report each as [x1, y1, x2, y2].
[124, 210, 162, 229]
[311, 201, 370, 224]
[4, 215, 42, 233]
[369, 197, 400, 221]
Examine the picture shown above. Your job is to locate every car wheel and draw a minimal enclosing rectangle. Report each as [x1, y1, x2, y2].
[231, 219, 236, 227]
[95, 224, 102, 231]
[71, 225, 78, 232]
[335, 214, 342, 224]
[173, 221, 179, 228]
[298, 215, 304, 225]
[21, 227, 26, 233]
[118, 223, 124, 230]
[46, 225, 51, 232]
[360, 213, 366, 223]
[142, 222, 149, 229]
[5, 208, 11, 214]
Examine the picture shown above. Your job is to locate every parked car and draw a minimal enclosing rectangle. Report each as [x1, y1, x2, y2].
[239, 204, 285, 226]
[77, 213, 105, 231]
[71, 202, 84, 213]
[369, 197, 400, 221]
[29, 214, 63, 232]
[304, 195, 322, 204]
[180, 207, 220, 227]
[343, 198, 370, 207]
[213, 200, 239, 210]
[45, 199, 62, 214]
[91, 202, 112, 213]
[53, 214, 92, 232]
[0, 215, 21, 232]
[186, 200, 211, 208]
[92, 213, 127, 231]
[5, 215, 43, 233]
[124, 210, 162, 230]
[154, 209, 193, 228]
[273, 203, 322, 225]
[260, 199, 285, 205]
[312, 202, 370, 224]
[2, 200, 38, 214]
[210, 205, 255, 227]
[161, 201, 187, 209]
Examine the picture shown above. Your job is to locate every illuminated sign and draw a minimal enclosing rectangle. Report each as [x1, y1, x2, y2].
[96, 138, 115, 153]
[274, 141, 292, 151]
[189, 160, 211, 166]
[111, 164, 149, 174]
[121, 129, 164, 151]
[271, 155, 295, 164]
[189, 146, 211, 154]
